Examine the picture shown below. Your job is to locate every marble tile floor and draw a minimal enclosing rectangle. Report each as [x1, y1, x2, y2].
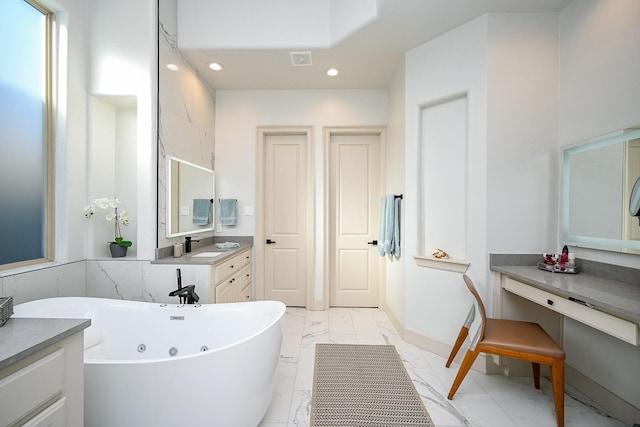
[258, 307, 627, 427]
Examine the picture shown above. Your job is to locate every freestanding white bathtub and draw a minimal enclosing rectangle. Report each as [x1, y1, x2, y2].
[14, 297, 286, 427]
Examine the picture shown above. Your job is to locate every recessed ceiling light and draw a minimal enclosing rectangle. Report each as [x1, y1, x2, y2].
[326, 68, 339, 77]
[166, 63, 179, 71]
[208, 62, 224, 71]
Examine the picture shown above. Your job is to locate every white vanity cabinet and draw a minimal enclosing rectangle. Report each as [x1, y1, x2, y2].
[0, 318, 89, 427]
[212, 248, 252, 303]
[240, 250, 252, 302]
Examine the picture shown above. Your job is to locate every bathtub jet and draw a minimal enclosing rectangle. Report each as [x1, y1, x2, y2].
[14, 297, 286, 427]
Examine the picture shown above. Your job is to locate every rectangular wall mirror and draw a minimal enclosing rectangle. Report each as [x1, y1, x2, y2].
[166, 156, 215, 237]
[562, 127, 640, 253]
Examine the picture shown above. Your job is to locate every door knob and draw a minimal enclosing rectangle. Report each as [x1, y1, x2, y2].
[266, 239, 276, 244]
[367, 240, 378, 246]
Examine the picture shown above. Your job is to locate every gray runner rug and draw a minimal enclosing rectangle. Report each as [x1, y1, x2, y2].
[311, 344, 434, 426]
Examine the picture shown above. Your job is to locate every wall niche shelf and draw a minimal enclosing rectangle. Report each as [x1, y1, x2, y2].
[413, 255, 469, 273]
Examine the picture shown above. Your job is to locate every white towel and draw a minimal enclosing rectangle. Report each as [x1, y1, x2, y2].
[378, 195, 401, 257]
[392, 196, 401, 257]
[215, 242, 240, 249]
[220, 199, 237, 225]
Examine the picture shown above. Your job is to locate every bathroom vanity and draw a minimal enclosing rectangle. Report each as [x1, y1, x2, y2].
[211, 247, 252, 303]
[0, 317, 90, 427]
[490, 254, 640, 422]
[491, 256, 640, 346]
[153, 242, 253, 304]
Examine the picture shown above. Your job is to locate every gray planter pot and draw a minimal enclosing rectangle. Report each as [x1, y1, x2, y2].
[109, 243, 128, 258]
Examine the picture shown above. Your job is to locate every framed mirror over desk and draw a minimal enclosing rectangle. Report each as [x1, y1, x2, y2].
[562, 126, 640, 253]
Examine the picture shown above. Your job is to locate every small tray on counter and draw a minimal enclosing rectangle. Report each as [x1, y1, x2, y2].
[537, 262, 580, 274]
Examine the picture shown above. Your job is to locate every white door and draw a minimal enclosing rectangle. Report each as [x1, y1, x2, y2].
[263, 133, 308, 306]
[329, 132, 383, 307]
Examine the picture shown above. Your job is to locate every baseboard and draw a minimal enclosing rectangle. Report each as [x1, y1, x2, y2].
[567, 366, 640, 426]
[382, 305, 502, 374]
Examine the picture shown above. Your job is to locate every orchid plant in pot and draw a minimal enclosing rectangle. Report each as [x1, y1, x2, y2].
[84, 197, 133, 257]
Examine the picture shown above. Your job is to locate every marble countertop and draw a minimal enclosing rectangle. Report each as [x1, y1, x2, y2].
[491, 265, 640, 324]
[0, 317, 90, 371]
[151, 243, 252, 265]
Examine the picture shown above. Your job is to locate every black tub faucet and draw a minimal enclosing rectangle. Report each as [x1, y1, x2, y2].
[169, 269, 199, 304]
[169, 284, 199, 304]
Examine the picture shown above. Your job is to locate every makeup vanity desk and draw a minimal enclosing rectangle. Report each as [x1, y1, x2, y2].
[490, 259, 640, 346]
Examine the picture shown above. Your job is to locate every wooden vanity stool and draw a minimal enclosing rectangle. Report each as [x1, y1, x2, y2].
[446, 274, 566, 427]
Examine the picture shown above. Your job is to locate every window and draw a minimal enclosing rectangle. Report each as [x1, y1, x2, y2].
[0, 0, 53, 269]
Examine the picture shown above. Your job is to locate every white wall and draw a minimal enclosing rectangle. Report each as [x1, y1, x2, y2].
[486, 13, 559, 254]
[558, 0, 640, 411]
[51, 0, 90, 265]
[214, 89, 387, 303]
[89, 0, 157, 261]
[87, 98, 138, 258]
[404, 16, 488, 348]
[383, 63, 406, 320]
[402, 12, 559, 352]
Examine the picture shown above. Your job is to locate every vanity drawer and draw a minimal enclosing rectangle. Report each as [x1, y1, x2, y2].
[22, 397, 66, 427]
[503, 277, 639, 345]
[0, 349, 64, 426]
[214, 254, 241, 283]
[241, 283, 251, 302]
[241, 264, 251, 287]
[241, 249, 252, 267]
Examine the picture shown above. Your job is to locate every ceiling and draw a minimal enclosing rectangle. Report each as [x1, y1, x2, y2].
[176, 0, 573, 90]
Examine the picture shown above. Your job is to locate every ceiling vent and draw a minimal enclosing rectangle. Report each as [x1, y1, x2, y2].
[290, 51, 312, 66]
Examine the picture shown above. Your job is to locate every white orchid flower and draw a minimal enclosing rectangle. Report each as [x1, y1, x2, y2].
[120, 211, 130, 226]
[95, 198, 110, 209]
[83, 205, 95, 219]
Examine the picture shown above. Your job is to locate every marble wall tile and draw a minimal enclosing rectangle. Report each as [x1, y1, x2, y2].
[85, 260, 144, 300]
[1, 262, 86, 304]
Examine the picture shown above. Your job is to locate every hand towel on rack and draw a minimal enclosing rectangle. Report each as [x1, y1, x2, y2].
[193, 199, 212, 225]
[392, 196, 401, 257]
[378, 194, 401, 257]
[220, 199, 237, 225]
